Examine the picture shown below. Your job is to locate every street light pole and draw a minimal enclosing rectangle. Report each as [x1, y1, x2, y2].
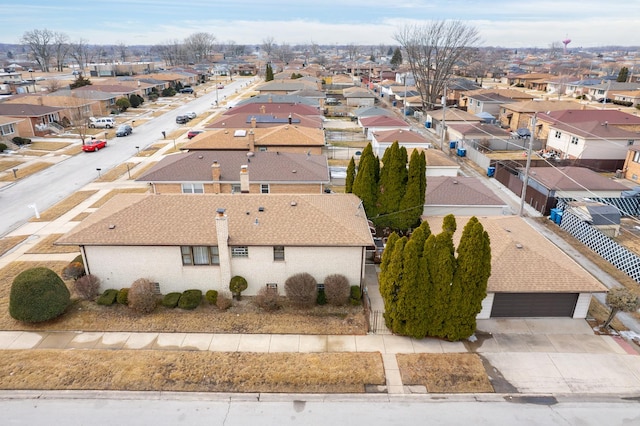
[440, 84, 447, 154]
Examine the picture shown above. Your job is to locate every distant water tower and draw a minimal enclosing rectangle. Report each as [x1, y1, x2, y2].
[562, 37, 571, 54]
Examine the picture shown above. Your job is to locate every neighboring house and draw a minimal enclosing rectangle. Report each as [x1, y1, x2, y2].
[342, 87, 376, 107]
[586, 81, 640, 101]
[254, 80, 317, 95]
[498, 100, 582, 132]
[351, 106, 394, 119]
[621, 145, 640, 183]
[424, 148, 460, 177]
[423, 176, 509, 216]
[0, 115, 23, 141]
[502, 73, 555, 89]
[465, 92, 516, 119]
[55, 193, 374, 295]
[611, 89, 640, 107]
[424, 108, 483, 137]
[222, 102, 322, 118]
[536, 109, 640, 142]
[447, 123, 512, 152]
[370, 128, 432, 157]
[136, 150, 330, 194]
[0, 103, 63, 137]
[494, 165, 628, 215]
[3, 92, 94, 127]
[459, 88, 534, 109]
[545, 120, 638, 165]
[207, 112, 323, 130]
[234, 94, 319, 108]
[182, 125, 325, 155]
[425, 215, 608, 318]
[358, 115, 409, 139]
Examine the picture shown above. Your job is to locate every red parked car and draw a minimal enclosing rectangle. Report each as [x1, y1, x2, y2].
[82, 139, 107, 152]
[187, 130, 203, 139]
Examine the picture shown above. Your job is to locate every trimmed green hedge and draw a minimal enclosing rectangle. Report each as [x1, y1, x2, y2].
[97, 289, 118, 306]
[205, 289, 218, 305]
[162, 292, 181, 308]
[116, 288, 129, 305]
[178, 289, 202, 310]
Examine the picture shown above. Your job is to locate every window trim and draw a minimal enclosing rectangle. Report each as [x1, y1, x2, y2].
[181, 246, 220, 265]
[181, 183, 204, 194]
[273, 245, 285, 261]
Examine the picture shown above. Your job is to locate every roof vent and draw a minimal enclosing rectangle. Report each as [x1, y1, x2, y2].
[292, 170, 297, 173]
[258, 206, 265, 212]
[515, 243, 523, 249]
[452, 180, 458, 184]
[254, 218, 259, 225]
[290, 201, 297, 206]
[108, 224, 116, 230]
[198, 155, 203, 159]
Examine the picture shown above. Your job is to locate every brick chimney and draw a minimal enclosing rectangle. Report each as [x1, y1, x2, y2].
[211, 161, 221, 193]
[240, 165, 249, 193]
[250, 116, 257, 128]
[260, 104, 266, 113]
[248, 130, 255, 152]
[215, 208, 231, 287]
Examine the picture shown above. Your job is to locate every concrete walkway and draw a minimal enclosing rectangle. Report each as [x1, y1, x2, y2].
[1, 318, 639, 395]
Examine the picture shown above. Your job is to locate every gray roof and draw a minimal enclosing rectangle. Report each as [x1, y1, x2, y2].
[236, 94, 317, 107]
[0, 103, 63, 116]
[137, 150, 330, 183]
[425, 176, 507, 207]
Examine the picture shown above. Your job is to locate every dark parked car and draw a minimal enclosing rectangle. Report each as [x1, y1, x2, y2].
[115, 124, 133, 137]
[180, 87, 194, 94]
[176, 115, 189, 124]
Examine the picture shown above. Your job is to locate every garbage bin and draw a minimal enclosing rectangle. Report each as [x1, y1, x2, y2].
[487, 166, 496, 177]
[449, 141, 458, 149]
[456, 148, 466, 157]
[425, 121, 431, 128]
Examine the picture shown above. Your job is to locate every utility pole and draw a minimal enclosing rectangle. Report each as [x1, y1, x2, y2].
[518, 114, 536, 216]
[440, 84, 447, 154]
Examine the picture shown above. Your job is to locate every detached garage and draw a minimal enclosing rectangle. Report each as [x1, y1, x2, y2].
[426, 216, 607, 319]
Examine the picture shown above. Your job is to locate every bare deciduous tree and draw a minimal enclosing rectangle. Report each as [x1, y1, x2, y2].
[52, 31, 70, 72]
[69, 39, 91, 73]
[275, 43, 293, 64]
[345, 43, 359, 61]
[21, 28, 55, 72]
[395, 21, 480, 109]
[261, 36, 276, 58]
[116, 42, 127, 63]
[153, 40, 186, 67]
[184, 32, 216, 63]
[604, 287, 640, 329]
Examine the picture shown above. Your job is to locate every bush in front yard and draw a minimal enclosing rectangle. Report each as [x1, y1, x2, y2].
[9, 267, 70, 323]
[62, 261, 85, 281]
[323, 274, 350, 306]
[97, 289, 118, 306]
[284, 272, 317, 308]
[73, 274, 100, 300]
[256, 286, 281, 311]
[162, 292, 181, 308]
[229, 275, 248, 300]
[178, 289, 202, 310]
[116, 288, 129, 305]
[349, 285, 362, 305]
[205, 290, 218, 305]
[128, 278, 157, 314]
[0, 143, 7, 152]
[216, 292, 232, 311]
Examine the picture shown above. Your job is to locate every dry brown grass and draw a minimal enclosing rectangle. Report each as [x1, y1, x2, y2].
[70, 212, 92, 222]
[28, 142, 71, 151]
[95, 162, 136, 182]
[0, 160, 24, 172]
[0, 162, 52, 181]
[61, 145, 83, 156]
[163, 143, 187, 154]
[0, 235, 29, 257]
[24, 234, 79, 254]
[14, 150, 49, 157]
[30, 190, 98, 222]
[0, 350, 384, 393]
[89, 187, 149, 208]
[136, 144, 162, 157]
[397, 353, 494, 393]
[129, 161, 158, 180]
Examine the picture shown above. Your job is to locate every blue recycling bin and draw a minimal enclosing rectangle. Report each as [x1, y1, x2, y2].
[456, 148, 466, 157]
[449, 141, 458, 149]
[425, 121, 432, 128]
[487, 166, 496, 177]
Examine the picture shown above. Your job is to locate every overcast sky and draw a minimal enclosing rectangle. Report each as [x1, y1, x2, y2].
[2, 0, 639, 48]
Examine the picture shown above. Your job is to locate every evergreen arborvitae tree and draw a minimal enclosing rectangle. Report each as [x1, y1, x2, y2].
[345, 157, 356, 193]
[397, 149, 427, 230]
[617, 67, 629, 82]
[381, 237, 407, 330]
[376, 142, 408, 228]
[392, 237, 423, 337]
[352, 143, 379, 218]
[424, 230, 456, 338]
[265, 63, 274, 81]
[379, 232, 399, 283]
[444, 217, 492, 341]
[390, 47, 403, 68]
[442, 213, 457, 235]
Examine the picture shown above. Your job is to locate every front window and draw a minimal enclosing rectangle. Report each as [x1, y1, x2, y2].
[181, 246, 219, 265]
[231, 246, 248, 257]
[554, 131, 561, 139]
[261, 184, 270, 194]
[0, 123, 15, 136]
[273, 246, 285, 261]
[570, 136, 579, 145]
[633, 151, 640, 163]
[182, 183, 204, 194]
[231, 184, 241, 194]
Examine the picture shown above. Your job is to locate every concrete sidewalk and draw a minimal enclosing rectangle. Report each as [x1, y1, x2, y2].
[1, 318, 638, 396]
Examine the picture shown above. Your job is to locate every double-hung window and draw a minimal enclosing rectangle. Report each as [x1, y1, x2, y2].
[273, 246, 285, 261]
[182, 183, 204, 194]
